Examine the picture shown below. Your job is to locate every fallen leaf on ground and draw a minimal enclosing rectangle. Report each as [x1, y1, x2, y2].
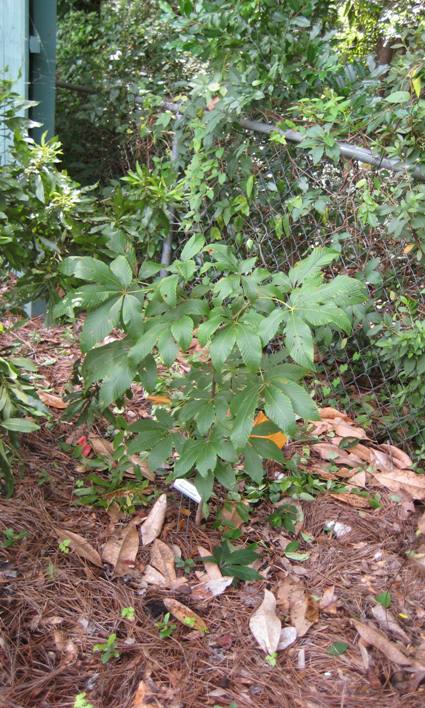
[320, 586, 338, 611]
[348, 470, 367, 488]
[276, 577, 316, 636]
[378, 444, 412, 470]
[54, 529, 102, 567]
[132, 680, 156, 707]
[371, 604, 409, 642]
[353, 620, 414, 666]
[349, 443, 372, 463]
[334, 422, 368, 439]
[249, 589, 281, 654]
[319, 407, 351, 421]
[329, 492, 371, 509]
[53, 630, 78, 662]
[371, 469, 425, 500]
[191, 576, 233, 601]
[150, 539, 177, 583]
[163, 598, 208, 633]
[102, 520, 139, 575]
[38, 391, 68, 409]
[198, 546, 223, 581]
[277, 626, 297, 651]
[141, 494, 167, 545]
[130, 454, 155, 482]
[312, 443, 354, 465]
[88, 435, 114, 458]
[142, 565, 168, 586]
[220, 500, 248, 529]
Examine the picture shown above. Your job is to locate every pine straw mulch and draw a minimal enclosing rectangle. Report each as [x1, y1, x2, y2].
[1, 318, 425, 707]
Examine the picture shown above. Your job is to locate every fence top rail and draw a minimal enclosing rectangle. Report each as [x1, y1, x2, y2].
[163, 101, 425, 183]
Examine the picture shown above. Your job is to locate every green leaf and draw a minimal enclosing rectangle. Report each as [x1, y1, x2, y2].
[288, 248, 338, 286]
[277, 380, 318, 421]
[1, 417, 39, 433]
[210, 326, 236, 369]
[236, 325, 262, 370]
[180, 234, 205, 261]
[385, 91, 411, 103]
[375, 591, 392, 609]
[80, 297, 122, 353]
[327, 642, 349, 656]
[243, 447, 265, 483]
[246, 175, 254, 199]
[284, 540, 310, 561]
[148, 437, 173, 470]
[61, 257, 121, 287]
[110, 255, 133, 287]
[285, 315, 314, 369]
[171, 316, 194, 350]
[230, 384, 260, 449]
[197, 315, 224, 345]
[264, 384, 296, 435]
[258, 310, 285, 346]
[174, 439, 204, 477]
[122, 294, 143, 328]
[157, 331, 179, 365]
[196, 403, 215, 435]
[159, 275, 179, 307]
[250, 437, 284, 464]
[139, 261, 163, 279]
[35, 174, 45, 203]
[193, 470, 214, 501]
[196, 442, 217, 477]
[215, 462, 236, 489]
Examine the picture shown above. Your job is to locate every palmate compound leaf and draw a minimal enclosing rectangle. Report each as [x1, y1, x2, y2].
[287, 248, 338, 286]
[284, 314, 314, 369]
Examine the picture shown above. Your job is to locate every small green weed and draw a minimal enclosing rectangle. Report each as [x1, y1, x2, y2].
[93, 633, 120, 663]
[58, 538, 71, 554]
[1, 528, 27, 548]
[155, 612, 177, 639]
[121, 606, 135, 620]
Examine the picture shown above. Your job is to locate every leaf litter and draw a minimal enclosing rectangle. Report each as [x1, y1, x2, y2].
[2, 318, 425, 708]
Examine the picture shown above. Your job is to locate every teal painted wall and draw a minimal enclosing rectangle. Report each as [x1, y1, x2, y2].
[30, 0, 57, 142]
[0, 0, 29, 165]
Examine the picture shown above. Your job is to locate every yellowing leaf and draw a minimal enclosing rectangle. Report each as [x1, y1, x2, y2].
[141, 494, 167, 545]
[412, 76, 422, 98]
[249, 589, 281, 654]
[163, 598, 208, 633]
[147, 395, 171, 405]
[250, 411, 287, 449]
[55, 528, 102, 567]
[403, 243, 416, 254]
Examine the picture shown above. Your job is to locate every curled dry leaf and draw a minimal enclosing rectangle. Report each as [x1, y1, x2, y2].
[142, 565, 168, 587]
[38, 391, 68, 409]
[320, 586, 338, 611]
[311, 443, 354, 465]
[371, 469, 425, 500]
[353, 621, 416, 667]
[277, 626, 297, 651]
[102, 520, 139, 575]
[54, 528, 102, 567]
[163, 598, 208, 633]
[141, 494, 167, 545]
[249, 589, 281, 655]
[198, 546, 223, 581]
[378, 443, 412, 470]
[132, 680, 158, 708]
[334, 422, 368, 440]
[371, 604, 409, 643]
[150, 539, 177, 583]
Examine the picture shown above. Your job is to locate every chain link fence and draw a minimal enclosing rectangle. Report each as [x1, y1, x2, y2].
[166, 115, 425, 460]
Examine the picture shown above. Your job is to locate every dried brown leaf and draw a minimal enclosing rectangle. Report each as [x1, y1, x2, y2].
[249, 589, 281, 654]
[371, 604, 409, 643]
[319, 586, 337, 611]
[129, 454, 155, 482]
[132, 680, 157, 708]
[277, 577, 316, 637]
[102, 520, 139, 575]
[353, 620, 412, 666]
[88, 435, 114, 458]
[141, 494, 167, 545]
[371, 469, 425, 500]
[150, 539, 177, 583]
[319, 407, 351, 421]
[334, 422, 368, 439]
[417, 510, 425, 535]
[55, 528, 102, 567]
[163, 598, 208, 633]
[378, 444, 412, 470]
[191, 576, 233, 601]
[329, 492, 371, 508]
[142, 565, 167, 586]
[277, 626, 297, 651]
[197, 545, 223, 581]
[312, 443, 353, 465]
[38, 391, 68, 409]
